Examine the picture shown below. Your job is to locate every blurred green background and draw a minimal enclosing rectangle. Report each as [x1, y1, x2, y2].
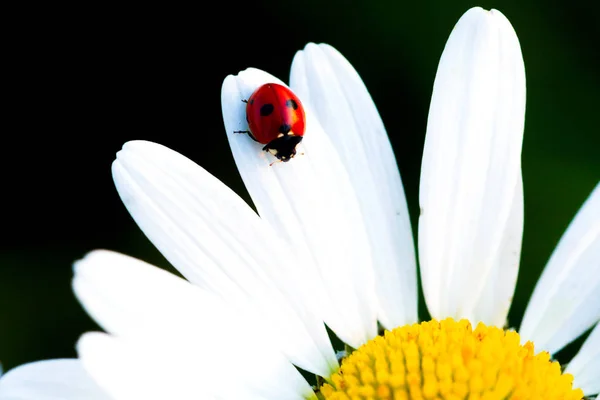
[1, 0, 598, 373]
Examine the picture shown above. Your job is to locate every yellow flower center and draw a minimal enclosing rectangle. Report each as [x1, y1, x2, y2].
[319, 318, 584, 400]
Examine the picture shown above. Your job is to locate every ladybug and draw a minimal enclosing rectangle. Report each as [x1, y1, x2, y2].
[235, 83, 306, 162]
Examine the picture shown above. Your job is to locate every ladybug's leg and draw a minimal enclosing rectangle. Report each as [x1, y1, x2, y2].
[233, 129, 259, 143]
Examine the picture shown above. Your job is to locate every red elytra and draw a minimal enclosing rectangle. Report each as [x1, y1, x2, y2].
[235, 83, 306, 162]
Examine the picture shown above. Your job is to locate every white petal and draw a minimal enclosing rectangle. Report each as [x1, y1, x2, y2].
[290, 43, 418, 329]
[222, 68, 377, 347]
[112, 141, 337, 376]
[566, 322, 600, 395]
[79, 333, 198, 400]
[73, 250, 235, 340]
[472, 176, 524, 326]
[73, 250, 315, 399]
[79, 333, 315, 400]
[0, 359, 109, 400]
[418, 7, 526, 324]
[520, 182, 600, 354]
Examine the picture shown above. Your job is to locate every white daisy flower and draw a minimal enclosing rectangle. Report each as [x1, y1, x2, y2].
[0, 6, 598, 400]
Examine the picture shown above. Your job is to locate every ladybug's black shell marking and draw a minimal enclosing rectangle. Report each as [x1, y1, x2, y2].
[260, 103, 274, 116]
[285, 99, 298, 110]
[279, 124, 291, 134]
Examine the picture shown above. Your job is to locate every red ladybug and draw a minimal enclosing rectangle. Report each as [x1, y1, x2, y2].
[235, 83, 306, 162]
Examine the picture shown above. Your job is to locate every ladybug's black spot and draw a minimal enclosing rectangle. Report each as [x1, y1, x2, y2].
[260, 103, 274, 116]
[279, 124, 291, 134]
[249, 99, 254, 105]
[285, 99, 298, 110]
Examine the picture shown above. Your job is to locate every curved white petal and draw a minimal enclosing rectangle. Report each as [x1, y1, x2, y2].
[418, 7, 526, 324]
[472, 176, 523, 326]
[222, 68, 377, 347]
[112, 141, 337, 376]
[566, 322, 600, 395]
[520, 182, 600, 354]
[290, 43, 418, 329]
[79, 333, 315, 400]
[80, 333, 201, 400]
[73, 250, 314, 399]
[0, 359, 109, 400]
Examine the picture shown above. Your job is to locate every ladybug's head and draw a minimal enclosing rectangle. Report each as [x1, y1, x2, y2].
[262, 134, 303, 162]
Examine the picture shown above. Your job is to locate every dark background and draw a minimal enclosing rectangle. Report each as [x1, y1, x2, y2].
[1, 0, 598, 372]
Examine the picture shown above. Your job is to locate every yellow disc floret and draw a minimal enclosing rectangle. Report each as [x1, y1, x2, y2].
[320, 318, 584, 400]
